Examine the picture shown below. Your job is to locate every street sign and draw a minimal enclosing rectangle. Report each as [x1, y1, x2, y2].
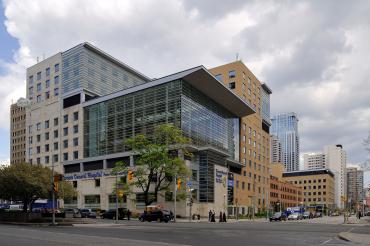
[186, 181, 192, 188]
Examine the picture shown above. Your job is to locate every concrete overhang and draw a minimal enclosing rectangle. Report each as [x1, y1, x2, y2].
[227, 158, 245, 169]
[83, 66, 255, 118]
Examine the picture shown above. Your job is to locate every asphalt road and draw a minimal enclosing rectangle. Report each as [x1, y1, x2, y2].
[0, 221, 368, 246]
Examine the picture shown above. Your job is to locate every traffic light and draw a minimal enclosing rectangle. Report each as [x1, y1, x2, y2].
[177, 178, 181, 190]
[53, 181, 59, 193]
[128, 170, 133, 181]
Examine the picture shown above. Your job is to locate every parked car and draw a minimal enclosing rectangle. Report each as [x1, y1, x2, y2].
[64, 208, 81, 218]
[288, 212, 302, 220]
[269, 212, 287, 222]
[79, 208, 97, 218]
[314, 212, 322, 218]
[365, 211, 370, 216]
[139, 210, 171, 223]
[302, 211, 313, 219]
[101, 208, 129, 220]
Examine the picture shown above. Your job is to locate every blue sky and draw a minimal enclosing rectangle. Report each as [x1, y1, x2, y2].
[0, 2, 18, 162]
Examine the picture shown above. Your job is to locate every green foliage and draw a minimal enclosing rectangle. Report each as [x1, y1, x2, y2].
[0, 163, 75, 212]
[122, 124, 191, 207]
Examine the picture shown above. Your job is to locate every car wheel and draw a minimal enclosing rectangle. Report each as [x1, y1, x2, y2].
[157, 218, 161, 223]
[139, 217, 144, 222]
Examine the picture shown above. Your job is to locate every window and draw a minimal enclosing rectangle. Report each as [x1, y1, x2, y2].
[36, 146, 41, 154]
[45, 80, 50, 88]
[37, 71, 41, 80]
[73, 181, 77, 188]
[95, 179, 100, 187]
[54, 142, 58, 150]
[73, 112, 79, 121]
[63, 153, 68, 161]
[228, 82, 236, 89]
[73, 125, 78, 134]
[28, 147, 33, 156]
[63, 140, 68, 148]
[37, 95, 41, 103]
[53, 154, 58, 162]
[28, 136, 33, 144]
[28, 87, 33, 96]
[215, 74, 222, 82]
[45, 156, 49, 164]
[29, 75, 33, 85]
[73, 138, 78, 147]
[84, 195, 100, 205]
[54, 130, 58, 138]
[228, 70, 236, 78]
[54, 87, 59, 96]
[37, 158, 41, 164]
[37, 83, 42, 92]
[63, 127, 68, 136]
[54, 117, 58, 126]
[36, 123, 41, 131]
[54, 63, 59, 72]
[54, 75, 59, 85]
[36, 134, 41, 142]
[45, 144, 49, 152]
[46, 67, 50, 76]
[45, 91, 50, 99]
[45, 120, 49, 129]
[73, 151, 78, 160]
[64, 114, 68, 123]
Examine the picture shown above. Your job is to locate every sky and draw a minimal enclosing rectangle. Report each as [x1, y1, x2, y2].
[0, 0, 369, 185]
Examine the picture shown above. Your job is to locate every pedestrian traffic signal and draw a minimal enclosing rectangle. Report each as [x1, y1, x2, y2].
[53, 181, 59, 193]
[177, 178, 181, 190]
[128, 170, 133, 181]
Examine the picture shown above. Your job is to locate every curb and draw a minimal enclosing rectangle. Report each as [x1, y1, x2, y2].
[338, 232, 370, 245]
[0, 221, 74, 227]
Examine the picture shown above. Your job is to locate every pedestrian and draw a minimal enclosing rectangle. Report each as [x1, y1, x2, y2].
[211, 211, 216, 222]
[223, 212, 227, 222]
[208, 210, 212, 222]
[127, 209, 131, 221]
[219, 212, 223, 222]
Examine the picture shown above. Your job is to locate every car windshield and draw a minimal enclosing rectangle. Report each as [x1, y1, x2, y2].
[274, 212, 281, 216]
[304, 212, 310, 215]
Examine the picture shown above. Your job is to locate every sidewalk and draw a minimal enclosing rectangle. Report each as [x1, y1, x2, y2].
[338, 232, 370, 245]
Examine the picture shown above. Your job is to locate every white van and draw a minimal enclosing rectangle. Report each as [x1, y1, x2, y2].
[7, 204, 23, 211]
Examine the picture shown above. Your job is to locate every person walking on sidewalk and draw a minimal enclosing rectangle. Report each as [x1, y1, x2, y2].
[208, 210, 212, 222]
[219, 212, 223, 222]
[223, 212, 227, 222]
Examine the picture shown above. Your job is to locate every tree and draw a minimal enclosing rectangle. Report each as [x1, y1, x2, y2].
[123, 124, 191, 208]
[0, 162, 75, 212]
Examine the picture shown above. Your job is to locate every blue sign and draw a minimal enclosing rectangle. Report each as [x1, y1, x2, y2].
[186, 181, 192, 187]
[228, 180, 234, 187]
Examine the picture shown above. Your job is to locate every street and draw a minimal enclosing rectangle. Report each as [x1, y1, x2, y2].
[0, 220, 368, 246]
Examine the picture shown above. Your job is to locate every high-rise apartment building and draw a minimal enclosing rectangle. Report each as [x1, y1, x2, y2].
[25, 42, 150, 173]
[347, 167, 364, 209]
[271, 135, 284, 163]
[304, 153, 326, 170]
[324, 145, 347, 209]
[10, 103, 26, 164]
[302, 145, 347, 209]
[209, 61, 272, 215]
[271, 113, 300, 172]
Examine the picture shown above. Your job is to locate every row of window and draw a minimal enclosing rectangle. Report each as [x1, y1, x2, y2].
[304, 191, 327, 196]
[294, 179, 326, 184]
[29, 137, 78, 151]
[28, 112, 79, 134]
[304, 197, 327, 202]
[29, 63, 59, 84]
[29, 76, 59, 95]
[29, 126, 79, 144]
[303, 185, 326, 190]
[30, 151, 79, 164]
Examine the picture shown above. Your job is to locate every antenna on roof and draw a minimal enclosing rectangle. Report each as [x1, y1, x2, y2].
[42, 53, 45, 60]
[37, 56, 39, 63]
[236, 53, 239, 61]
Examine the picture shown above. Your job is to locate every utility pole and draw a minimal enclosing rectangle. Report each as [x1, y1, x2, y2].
[51, 159, 56, 226]
[115, 172, 119, 223]
[174, 175, 177, 223]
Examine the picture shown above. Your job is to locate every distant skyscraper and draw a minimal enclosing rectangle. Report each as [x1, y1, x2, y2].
[346, 167, 363, 209]
[271, 135, 284, 163]
[271, 113, 300, 171]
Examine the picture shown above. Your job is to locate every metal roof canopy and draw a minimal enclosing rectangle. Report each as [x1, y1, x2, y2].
[84, 66, 254, 118]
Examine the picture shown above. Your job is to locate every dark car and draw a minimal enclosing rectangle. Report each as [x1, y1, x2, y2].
[79, 208, 97, 218]
[101, 208, 128, 220]
[269, 212, 287, 222]
[303, 211, 313, 219]
[139, 210, 171, 223]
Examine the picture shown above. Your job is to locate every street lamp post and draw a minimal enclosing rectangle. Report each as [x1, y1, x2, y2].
[51, 159, 56, 226]
[115, 172, 119, 223]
